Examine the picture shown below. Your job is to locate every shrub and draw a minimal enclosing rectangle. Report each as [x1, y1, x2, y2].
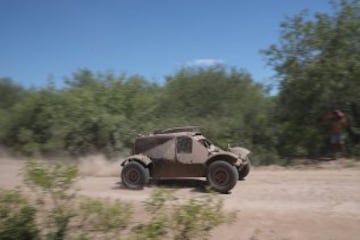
[77, 197, 132, 240]
[3, 160, 235, 240]
[0, 189, 39, 240]
[133, 188, 236, 240]
[23, 160, 79, 240]
[172, 195, 235, 240]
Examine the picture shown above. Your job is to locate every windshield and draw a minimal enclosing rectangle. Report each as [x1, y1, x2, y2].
[195, 135, 221, 152]
[198, 138, 212, 148]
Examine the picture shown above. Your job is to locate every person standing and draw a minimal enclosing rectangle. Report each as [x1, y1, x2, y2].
[325, 110, 348, 159]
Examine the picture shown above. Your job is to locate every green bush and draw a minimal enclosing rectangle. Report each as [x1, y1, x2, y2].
[133, 189, 174, 240]
[133, 188, 236, 240]
[172, 196, 235, 240]
[77, 197, 132, 240]
[0, 189, 39, 240]
[0, 68, 277, 162]
[24, 160, 79, 240]
[19, 160, 234, 240]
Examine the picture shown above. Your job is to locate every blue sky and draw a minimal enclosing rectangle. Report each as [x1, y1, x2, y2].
[1, 0, 332, 88]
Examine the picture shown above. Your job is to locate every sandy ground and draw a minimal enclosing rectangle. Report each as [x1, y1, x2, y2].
[1, 156, 360, 240]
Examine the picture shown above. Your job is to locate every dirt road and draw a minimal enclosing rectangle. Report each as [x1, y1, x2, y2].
[1, 156, 360, 240]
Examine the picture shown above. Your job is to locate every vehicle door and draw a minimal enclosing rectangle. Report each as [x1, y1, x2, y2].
[176, 136, 208, 164]
[176, 136, 193, 164]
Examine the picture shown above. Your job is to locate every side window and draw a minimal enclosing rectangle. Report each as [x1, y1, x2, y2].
[176, 136, 192, 153]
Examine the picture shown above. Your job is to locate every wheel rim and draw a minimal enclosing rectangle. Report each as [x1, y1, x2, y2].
[127, 168, 140, 184]
[212, 167, 230, 185]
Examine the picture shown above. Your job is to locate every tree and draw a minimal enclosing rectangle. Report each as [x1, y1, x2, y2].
[262, 0, 360, 156]
[0, 67, 276, 164]
[0, 78, 26, 110]
[159, 66, 277, 164]
[0, 78, 27, 145]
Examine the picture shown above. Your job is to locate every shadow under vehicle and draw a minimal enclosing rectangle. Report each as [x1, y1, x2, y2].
[120, 126, 251, 193]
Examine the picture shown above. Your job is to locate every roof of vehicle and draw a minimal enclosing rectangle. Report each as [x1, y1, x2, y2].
[153, 126, 201, 134]
[136, 126, 202, 139]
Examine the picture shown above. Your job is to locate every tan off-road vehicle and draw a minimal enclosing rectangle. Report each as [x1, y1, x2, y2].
[121, 126, 250, 193]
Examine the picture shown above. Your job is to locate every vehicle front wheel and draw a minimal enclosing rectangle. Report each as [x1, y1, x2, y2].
[238, 163, 250, 180]
[207, 160, 238, 193]
[121, 161, 150, 189]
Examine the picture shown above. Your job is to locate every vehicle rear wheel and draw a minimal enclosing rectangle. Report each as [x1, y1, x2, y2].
[238, 163, 250, 180]
[207, 160, 238, 193]
[121, 161, 149, 189]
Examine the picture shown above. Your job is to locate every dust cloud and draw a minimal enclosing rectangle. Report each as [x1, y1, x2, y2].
[78, 154, 123, 177]
[0, 148, 124, 178]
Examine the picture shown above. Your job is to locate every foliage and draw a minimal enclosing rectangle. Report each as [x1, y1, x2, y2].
[161, 66, 274, 150]
[77, 197, 132, 239]
[262, 0, 360, 157]
[0, 189, 39, 240]
[0, 66, 276, 163]
[133, 189, 174, 240]
[0, 161, 235, 240]
[0, 71, 161, 157]
[171, 195, 235, 240]
[22, 160, 135, 240]
[24, 160, 79, 240]
[24, 160, 78, 192]
[0, 78, 26, 110]
[133, 188, 235, 240]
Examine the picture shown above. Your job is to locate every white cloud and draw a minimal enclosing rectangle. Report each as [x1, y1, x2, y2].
[186, 58, 224, 67]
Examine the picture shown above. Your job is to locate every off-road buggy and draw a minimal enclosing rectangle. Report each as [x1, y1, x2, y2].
[121, 126, 250, 193]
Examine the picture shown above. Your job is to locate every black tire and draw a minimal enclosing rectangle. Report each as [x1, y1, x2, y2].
[238, 163, 250, 180]
[121, 161, 150, 189]
[206, 160, 238, 193]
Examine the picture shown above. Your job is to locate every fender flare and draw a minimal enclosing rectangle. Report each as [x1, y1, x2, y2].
[206, 153, 239, 166]
[228, 146, 251, 160]
[121, 154, 152, 167]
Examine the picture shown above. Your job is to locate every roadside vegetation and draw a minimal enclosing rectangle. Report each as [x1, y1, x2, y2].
[0, 160, 235, 240]
[1, 1, 360, 164]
